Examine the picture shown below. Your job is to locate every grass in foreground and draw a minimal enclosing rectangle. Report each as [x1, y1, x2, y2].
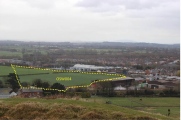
[0, 97, 178, 120]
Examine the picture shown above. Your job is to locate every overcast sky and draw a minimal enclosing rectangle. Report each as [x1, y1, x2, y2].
[0, 0, 180, 44]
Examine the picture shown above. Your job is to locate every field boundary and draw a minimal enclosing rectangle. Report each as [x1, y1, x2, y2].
[11, 64, 126, 92]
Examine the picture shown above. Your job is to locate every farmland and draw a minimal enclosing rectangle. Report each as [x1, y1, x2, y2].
[0, 65, 121, 87]
[0, 45, 48, 57]
[0, 97, 178, 120]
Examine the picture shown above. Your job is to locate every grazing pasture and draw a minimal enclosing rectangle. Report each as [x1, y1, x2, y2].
[90, 96, 180, 119]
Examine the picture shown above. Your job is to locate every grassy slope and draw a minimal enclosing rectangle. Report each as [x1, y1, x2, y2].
[0, 97, 176, 120]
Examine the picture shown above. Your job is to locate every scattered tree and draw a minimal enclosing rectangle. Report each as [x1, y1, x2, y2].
[51, 83, 65, 94]
[32, 79, 43, 87]
[42, 82, 50, 88]
[0, 80, 4, 88]
[21, 82, 30, 87]
[6, 73, 20, 92]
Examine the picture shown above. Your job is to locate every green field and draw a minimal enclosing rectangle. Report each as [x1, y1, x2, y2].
[19, 72, 117, 87]
[0, 65, 121, 87]
[93, 97, 180, 107]
[0, 97, 178, 120]
[89, 97, 180, 119]
[0, 51, 22, 57]
[0, 65, 15, 75]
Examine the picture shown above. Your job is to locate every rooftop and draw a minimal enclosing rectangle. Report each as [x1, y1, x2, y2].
[72, 64, 113, 70]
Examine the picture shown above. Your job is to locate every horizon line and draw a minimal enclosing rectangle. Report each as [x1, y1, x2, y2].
[0, 39, 180, 45]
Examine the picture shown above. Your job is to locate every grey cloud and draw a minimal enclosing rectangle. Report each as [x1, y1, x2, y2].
[76, 0, 180, 23]
[23, 0, 56, 9]
[76, 0, 102, 7]
[76, 0, 179, 13]
[0, 0, 179, 44]
[76, 0, 163, 10]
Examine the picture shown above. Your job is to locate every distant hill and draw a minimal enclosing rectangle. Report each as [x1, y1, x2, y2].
[0, 40, 179, 48]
